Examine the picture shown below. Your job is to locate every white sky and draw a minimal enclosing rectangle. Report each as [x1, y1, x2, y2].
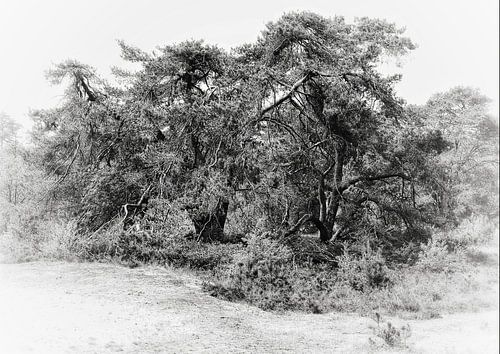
[0, 0, 498, 129]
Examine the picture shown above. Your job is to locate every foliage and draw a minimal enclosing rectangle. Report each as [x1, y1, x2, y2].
[415, 216, 497, 272]
[116, 232, 242, 269]
[418, 87, 499, 222]
[436, 216, 497, 251]
[241, 12, 423, 246]
[336, 249, 392, 291]
[415, 239, 466, 274]
[0, 112, 21, 147]
[0, 113, 72, 262]
[29, 13, 497, 255]
[0, 219, 78, 263]
[28, 11, 437, 251]
[205, 233, 338, 312]
[206, 227, 498, 314]
[76, 220, 242, 270]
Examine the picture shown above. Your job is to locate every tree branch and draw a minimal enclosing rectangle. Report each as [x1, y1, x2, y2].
[55, 141, 80, 185]
[260, 72, 313, 116]
[339, 172, 410, 193]
[208, 138, 223, 168]
[283, 214, 311, 237]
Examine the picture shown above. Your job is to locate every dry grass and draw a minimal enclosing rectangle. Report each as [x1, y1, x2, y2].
[2, 215, 498, 320]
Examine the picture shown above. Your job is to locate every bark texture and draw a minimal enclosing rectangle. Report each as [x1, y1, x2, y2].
[191, 199, 229, 241]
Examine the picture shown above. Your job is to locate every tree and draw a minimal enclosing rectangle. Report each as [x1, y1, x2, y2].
[113, 40, 258, 240]
[33, 43, 257, 240]
[0, 112, 21, 148]
[0, 113, 23, 229]
[32, 12, 462, 249]
[421, 86, 499, 220]
[237, 12, 425, 244]
[31, 59, 140, 231]
[0, 113, 51, 234]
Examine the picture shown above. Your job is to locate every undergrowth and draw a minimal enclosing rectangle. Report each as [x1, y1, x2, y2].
[205, 218, 498, 315]
[1, 215, 497, 318]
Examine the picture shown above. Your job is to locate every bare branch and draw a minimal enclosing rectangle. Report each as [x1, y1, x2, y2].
[260, 72, 313, 116]
[208, 138, 223, 168]
[55, 140, 80, 185]
[283, 214, 311, 237]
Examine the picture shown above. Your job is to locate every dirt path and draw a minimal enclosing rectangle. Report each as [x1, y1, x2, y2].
[0, 261, 498, 353]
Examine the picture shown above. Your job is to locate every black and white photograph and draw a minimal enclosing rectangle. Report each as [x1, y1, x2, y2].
[0, 0, 498, 352]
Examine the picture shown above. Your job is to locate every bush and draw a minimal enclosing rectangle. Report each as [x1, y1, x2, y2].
[142, 198, 194, 239]
[206, 233, 341, 312]
[78, 221, 242, 270]
[336, 249, 392, 291]
[415, 239, 466, 273]
[207, 234, 397, 313]
[206, 233, 295, 307]
[153, 239, 242, 270]
[435, 216, 497, 252]
[0, 219, 78, 262]
[376, 264, 497, 317]
[369, 313, 412, 349]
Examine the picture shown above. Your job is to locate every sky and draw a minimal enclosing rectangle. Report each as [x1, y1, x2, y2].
[0, 0, 498, 130]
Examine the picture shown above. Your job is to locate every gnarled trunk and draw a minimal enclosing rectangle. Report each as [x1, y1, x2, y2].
[190, 199, 229, 242]
[308, 216, 333, 242]
[315, 142, 345, 242]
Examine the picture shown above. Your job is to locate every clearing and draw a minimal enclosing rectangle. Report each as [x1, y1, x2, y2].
[0, 261, 498, 353]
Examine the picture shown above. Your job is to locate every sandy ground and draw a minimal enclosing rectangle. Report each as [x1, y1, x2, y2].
[0, 261, 498, 354]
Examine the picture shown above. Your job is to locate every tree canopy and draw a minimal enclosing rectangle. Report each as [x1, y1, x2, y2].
[29, 11, 498, 252]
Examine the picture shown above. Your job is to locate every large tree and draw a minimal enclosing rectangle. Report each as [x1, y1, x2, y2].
[238, 12, 439, 244]
[114, 40, 260, 240]
[32, 12, 457, 246]
[33, 42, 258, 240]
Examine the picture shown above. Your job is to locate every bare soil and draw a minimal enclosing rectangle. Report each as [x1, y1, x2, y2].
[0, 261, 498, 353]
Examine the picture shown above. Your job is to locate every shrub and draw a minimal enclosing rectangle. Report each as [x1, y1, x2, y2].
[336, 249, 392, 291]
[156, 239, 242, 270]
[436, 216, 497, 252]
[36, 219, 79, 260]
[73, 220, 123, 259]
[206, 233, 401, 313]
[369, 313, 412, 348]
[206, 233, 294, 307]
[415, 238, 466, 273]
[0, 219, 78, 262]
[206, 233, 340, 311]
[142, 199, 193, 239]
[465, 247, 498, 266]
[79, 221, 242, 270]
[0, 232, 34, 262]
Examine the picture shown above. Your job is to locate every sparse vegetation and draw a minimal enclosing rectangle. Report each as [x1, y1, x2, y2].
[369, 312, 412, 349]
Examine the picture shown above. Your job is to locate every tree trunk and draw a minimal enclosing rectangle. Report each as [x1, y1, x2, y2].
[316, 142, 346, 242]
[308, 216, 333, 242]
[191, 199, 229, 242]
[316, 175, 335, 242]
